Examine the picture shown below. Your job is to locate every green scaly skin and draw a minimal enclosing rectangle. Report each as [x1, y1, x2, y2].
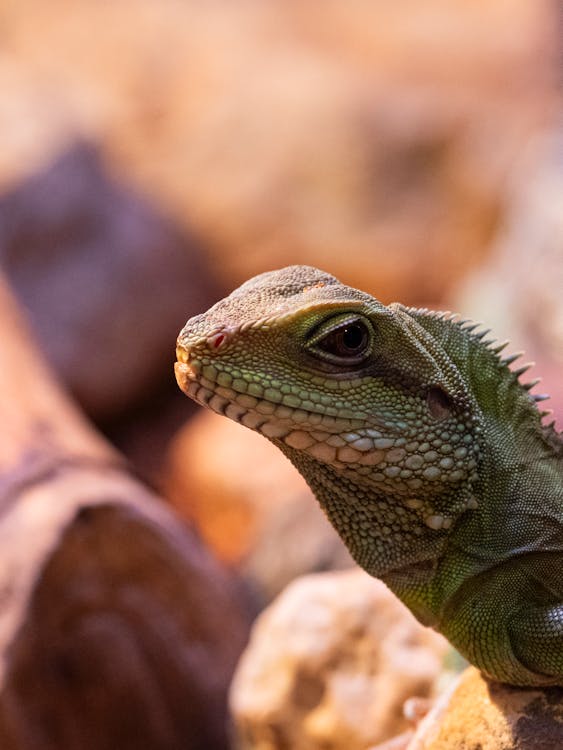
[175, 265, 563, 687]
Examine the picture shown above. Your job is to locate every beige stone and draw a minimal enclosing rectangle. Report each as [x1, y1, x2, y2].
[407, 666, 563, 750]
[229, 569, 449, 750]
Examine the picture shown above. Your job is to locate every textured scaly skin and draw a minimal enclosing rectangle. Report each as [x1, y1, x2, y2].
[175, 265, 563, 687]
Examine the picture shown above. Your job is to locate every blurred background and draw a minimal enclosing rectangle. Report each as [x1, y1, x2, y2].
[0, 1, 561, 745]
[0, 0, 563, 588]
[1, 0, 561, 600]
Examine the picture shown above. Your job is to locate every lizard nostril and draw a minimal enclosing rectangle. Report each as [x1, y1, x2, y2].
[207, 327, 237, 351]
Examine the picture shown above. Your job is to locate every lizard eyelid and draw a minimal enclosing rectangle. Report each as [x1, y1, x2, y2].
[306, 314, 374, 366]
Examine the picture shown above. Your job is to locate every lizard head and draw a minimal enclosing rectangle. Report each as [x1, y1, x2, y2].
[176, 265, 563, 643]
[176, 266, 480, 525]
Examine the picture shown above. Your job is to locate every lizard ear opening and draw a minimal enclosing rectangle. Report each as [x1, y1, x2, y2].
[427, 386, 453, 421]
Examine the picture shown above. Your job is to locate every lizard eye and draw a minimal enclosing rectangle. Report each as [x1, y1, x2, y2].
[309, 315, 373, 365]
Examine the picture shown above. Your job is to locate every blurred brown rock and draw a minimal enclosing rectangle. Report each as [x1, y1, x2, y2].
[0, 141, 218, 422]
[407, 667, 563, 750]
[0, 272, 249, 750]
[0, 0, 557, 304]
[0, 484, 249, 750]
[229, 569, 449, 750]
[166, 410, 353, 602]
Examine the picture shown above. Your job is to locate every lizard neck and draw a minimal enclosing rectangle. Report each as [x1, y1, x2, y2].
[396, 308, 563, 620]
[279, 444, 464, 626]
[452, 415, 563, 567]
[276, 442, 451, 577]
[409, 306, 562, 487]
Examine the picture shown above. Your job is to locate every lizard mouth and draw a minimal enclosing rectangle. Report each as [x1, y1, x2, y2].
[174, 348, 387, 467]
[175, 357, 292, 436]
[176, 353, 362, 427]
[175, 343, 474, 484]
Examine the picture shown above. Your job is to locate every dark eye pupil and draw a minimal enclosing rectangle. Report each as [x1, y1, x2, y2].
[317, 320, 370, 359]
[341, 324, 366, 351]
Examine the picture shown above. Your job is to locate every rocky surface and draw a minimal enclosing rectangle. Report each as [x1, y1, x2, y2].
[166, 410, 353, 602]
[0, 492, 250, 750]
[0, 141, 217, 423]
[407, 667, 563, 750]
[229, 569, 450, 750]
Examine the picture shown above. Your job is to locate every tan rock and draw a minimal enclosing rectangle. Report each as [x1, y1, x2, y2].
[229, 569, 450, 750]
[166, 410, 353, 601]
[407, 666, 563, 750]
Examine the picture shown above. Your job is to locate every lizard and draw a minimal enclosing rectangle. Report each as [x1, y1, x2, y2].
[174, 264, 563, 687]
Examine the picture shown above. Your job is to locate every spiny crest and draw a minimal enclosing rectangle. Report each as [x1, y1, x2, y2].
[405, 306, 562, 442]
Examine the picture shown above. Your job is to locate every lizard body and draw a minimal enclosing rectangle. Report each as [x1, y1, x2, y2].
[175, 265, 563, 686]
